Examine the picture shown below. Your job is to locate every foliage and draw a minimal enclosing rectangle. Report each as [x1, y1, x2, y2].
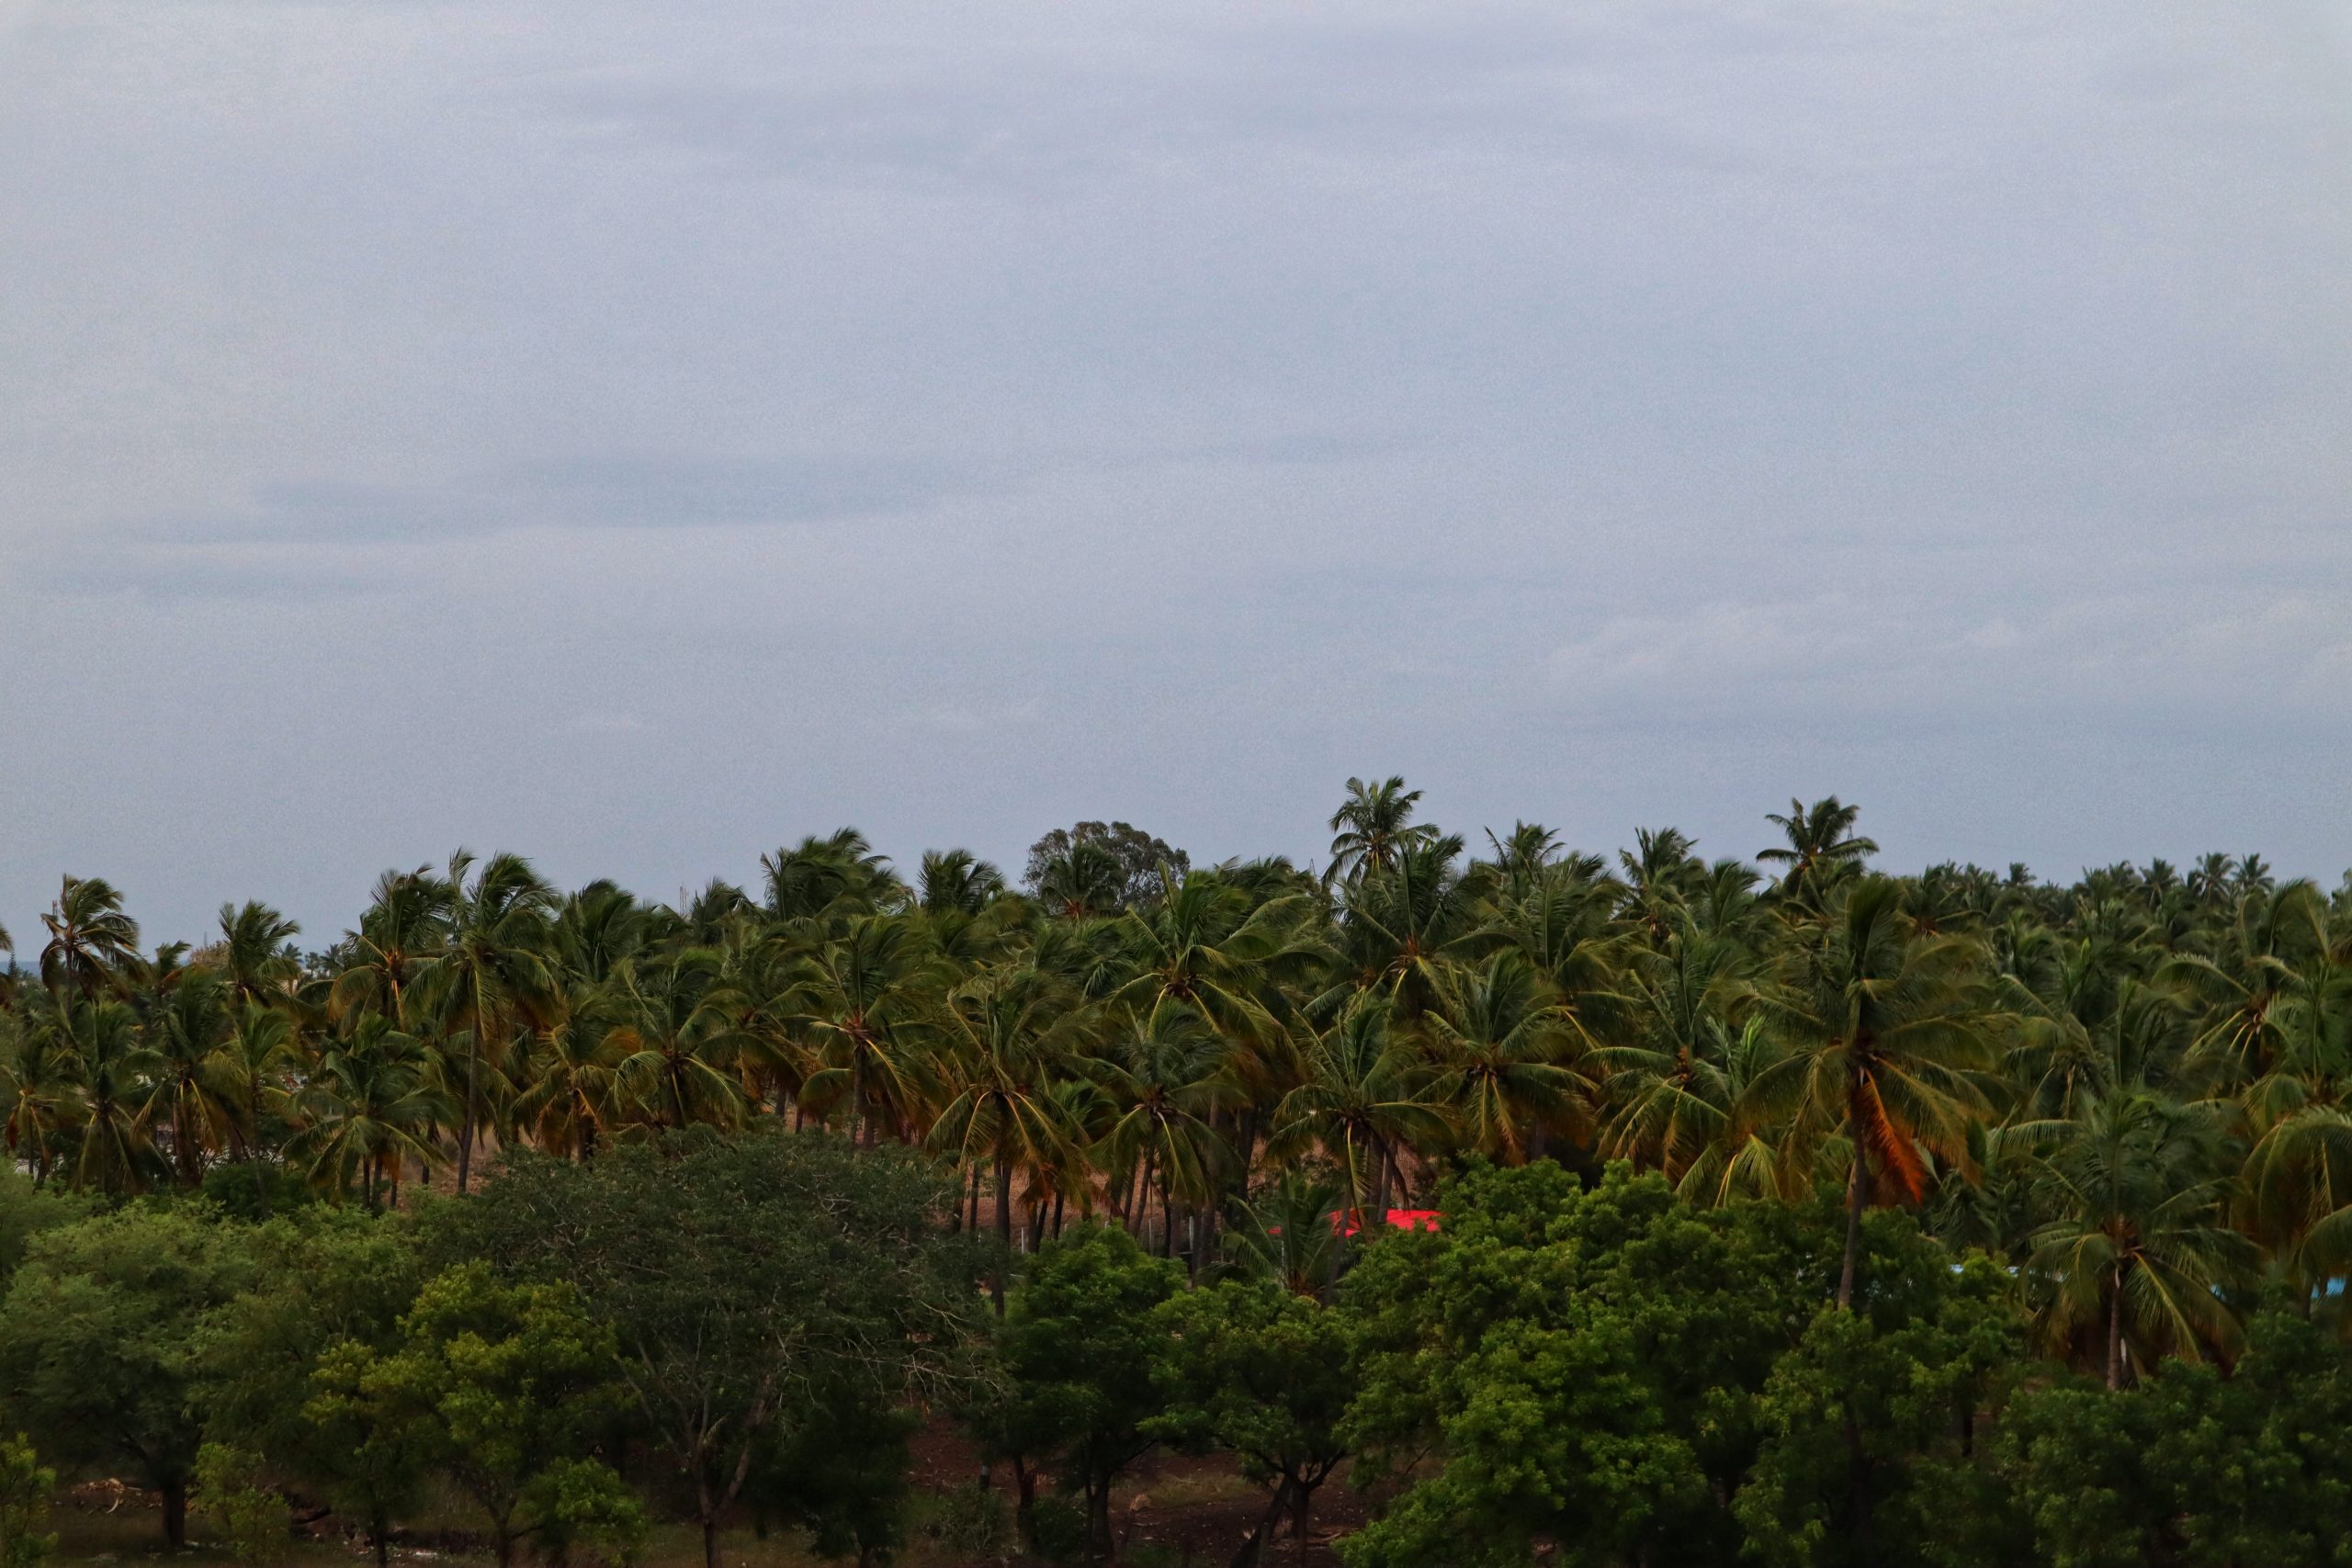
[0, 1436, 55, 1568]
[966, 1224, 1182, 1556]
[0, 1204, 256, 1547]
[11, 788, 2352, 1563]
[308, 1261, 639, 1568]
[1990, 1307, 2352, 1568]
[426, 1128, 979, 1566]
[1149, 1277, 1356, 1567]
[193, 1443, 292, 1568]
[1340, 1163, 1815, 1568]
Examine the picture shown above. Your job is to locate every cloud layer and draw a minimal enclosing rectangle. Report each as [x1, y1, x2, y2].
[4, 0, 2348, 940]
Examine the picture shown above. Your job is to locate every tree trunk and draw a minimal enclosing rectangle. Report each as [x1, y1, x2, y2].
[703, 1516, 721, 1568]
[1838, 1145, 1868, 1312]
[2106, 1265, 2126, 1390]
[1087, 1476, 1114, 1560]
[1012, 1459, 1038, 1547]
[1842, 1401, 1872, 1568]
[1052, 1188, 1066, 1239]
[1227, 1481, 1293, 1568]
[457, 1042, 478, 1195]
[373, 1508, 391, 1568]
[161, 1478, 188, 1551]
[993, 1155, 1013, 1315]
[1293, 1476, 1313, 1568]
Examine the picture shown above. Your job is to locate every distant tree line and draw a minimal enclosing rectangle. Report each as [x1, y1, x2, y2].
[2, 783, 2351, 1565]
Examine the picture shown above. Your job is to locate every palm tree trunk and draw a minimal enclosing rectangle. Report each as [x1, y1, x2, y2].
[1838, 1145, 1868, 1312]
[992, 1155, 1013, 1315]
[457, 1035, 479, 1196]
[2106, 1265, 2125, 1389]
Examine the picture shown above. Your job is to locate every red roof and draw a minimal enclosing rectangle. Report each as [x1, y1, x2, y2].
[1328, 1207, 1442, 1237]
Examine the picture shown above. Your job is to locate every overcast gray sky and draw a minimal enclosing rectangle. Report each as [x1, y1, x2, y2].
[4, 0, 2349, 945]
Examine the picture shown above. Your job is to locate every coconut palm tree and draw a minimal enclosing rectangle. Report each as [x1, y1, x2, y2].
[1326, 775, 1439, 884]
[216, 901, 300, 1004]
[1109, 870, 1315, 1066]
[284, 1017, 448, 1208]
[2025, 1090, 2254, 1386]
[1479, 821, 1564, 901]
[331, 866, 457, 1027]
[511, 985, 629, 1158]
[1091, 1003, 1234, 1257]
[1420, 949, 1589, 1166]
[64, 998, 162, 1194]
[1322, 837, 1486, 1020]
[144, 967, 242, 1186]
[1744, 876, 1999, 1309]
[920, 850, 1008, 916]
[551, 881, 652, 987]
[1033, 842, 1125, 922]
[1219, 1170, 1347, 1299]
[1617, 827, 1704, 941]
[608, 950, 752, 1134]
[38, 876, 141, 998]
[787, 913, 939, 1145]
[1267, 995, 1448, 1222]
[417, 851, 558, 1192]
[1589, 925, 1753, 1183]
[2165, 878, 2334, 1090]
[763, 829, 898, 925]
[1758, 796, 1879, 908]
[925, 964, 1090, 1310]
[0, 1009, 78, 1185]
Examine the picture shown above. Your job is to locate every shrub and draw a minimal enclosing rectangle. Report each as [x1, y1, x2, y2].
[0, 1436, 55, 1568]
[194, 1444, 290, 1568]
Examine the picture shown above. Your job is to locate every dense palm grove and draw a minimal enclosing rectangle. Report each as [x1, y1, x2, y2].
[6, 783, 2352, 1568]
[5, 783, 2352, 1364]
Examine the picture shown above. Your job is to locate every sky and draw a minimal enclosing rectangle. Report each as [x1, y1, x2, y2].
[3, 0, 2350, 946]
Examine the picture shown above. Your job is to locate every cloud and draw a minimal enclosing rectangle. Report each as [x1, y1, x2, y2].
[114, 453, 980, 547]
[1546, 592, 2352, 723]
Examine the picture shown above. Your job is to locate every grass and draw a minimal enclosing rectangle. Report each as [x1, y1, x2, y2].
[48, 1496, 1002, 1568]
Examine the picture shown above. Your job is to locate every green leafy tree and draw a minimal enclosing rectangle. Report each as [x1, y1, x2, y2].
[1342, 1164, 1807, 1568]
[201, 1211, 426, 1568]
[430, 1130, 981, 1568]
[0, 1206, 257, 1547]
[748, 1386, 921, 1568]
[192, 1443, 291, 1567]
[316, 1262, 639, 1568]
[1991, 1308, 2352, 1568]
[1150, 1278, 1355, 1567]
[1733, 1253, 2026, 1568]
[973, 1224, 1182, 1557]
